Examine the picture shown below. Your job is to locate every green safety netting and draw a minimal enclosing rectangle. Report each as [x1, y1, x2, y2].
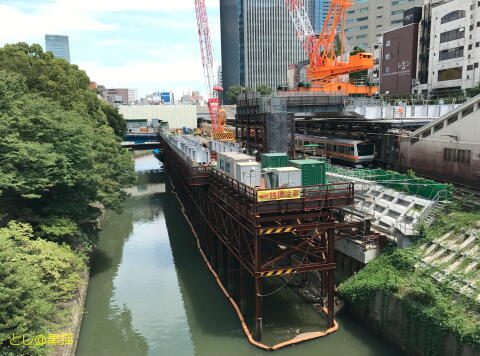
[326, 163, 453, 200]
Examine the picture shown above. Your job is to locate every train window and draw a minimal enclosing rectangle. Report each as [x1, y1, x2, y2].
[444, 148, 457, 162]
[357, 143, 374, 156]
[457, 149, 471, 164]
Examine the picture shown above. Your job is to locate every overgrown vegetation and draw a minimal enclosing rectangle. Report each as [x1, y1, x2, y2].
[0, 43, 135, 354]
[226, 85, 273, 104]
[339, 198, 480, 355]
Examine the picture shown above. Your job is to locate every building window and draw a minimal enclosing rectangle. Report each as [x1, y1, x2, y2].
[441, 10, 466, 24]
[385, 66, 391, 73]
[357, 34, 368, 39]
[439, 46, 464, 61]
[440, 28, 465, 43]
[462, 106, 474, 117]
[444, 148, 457, 162]
[467, 64, 474, 70]
[385, 40, 391, 47]
[385, 53, 391, 60]
[359, 25, 369, 30]
[346, 19, 355, 24]
[447, 114, 458, 125]
[476, 42, 480, 47]
[391, 10, 404, 15]
[457, 150, 471, 164]
[377, 24, 383, 28]
[391, 19, 404, 25]
[438, 67, 463, 81]
[357, 16, 368, 22]
[434, 122, 444, 132]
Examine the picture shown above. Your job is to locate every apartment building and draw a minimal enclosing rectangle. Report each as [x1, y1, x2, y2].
[344, 0, 423, 51]
[421, 0, 480, 93]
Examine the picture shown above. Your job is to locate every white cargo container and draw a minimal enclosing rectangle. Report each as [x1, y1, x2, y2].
[197, 149, 210, 163]
[235, 162, 261, 186]
[217, 152, 256, 177]
[272, 167, 302, 187]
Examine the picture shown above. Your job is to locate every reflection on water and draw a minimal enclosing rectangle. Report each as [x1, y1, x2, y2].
[77, 152, 403, 356]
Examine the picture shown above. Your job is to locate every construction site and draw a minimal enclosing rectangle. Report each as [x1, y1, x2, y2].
[151, 0, 480, 354]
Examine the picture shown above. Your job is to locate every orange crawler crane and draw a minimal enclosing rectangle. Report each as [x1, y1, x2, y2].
[285, 0, 378, 96]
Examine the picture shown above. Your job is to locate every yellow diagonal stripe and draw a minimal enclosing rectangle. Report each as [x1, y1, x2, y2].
[267, 271, 274, 277]
[275, 228, 283, 233]
[266, 229, 274, 234]
[285, 227, 293, 232]
[285, 269, 292, 274]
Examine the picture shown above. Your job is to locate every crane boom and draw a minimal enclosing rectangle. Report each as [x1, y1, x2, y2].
[285, 0, 315, 57]
[284, 0, 377, 95]
[195, 0, 216, 95]
[194, 0, 224, 133]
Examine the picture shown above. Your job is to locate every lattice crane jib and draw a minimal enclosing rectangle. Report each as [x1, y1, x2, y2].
[194, 0, 224, 134]
[284, 0, 376, 93]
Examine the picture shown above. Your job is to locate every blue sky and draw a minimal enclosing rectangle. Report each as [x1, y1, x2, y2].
[0, 0, 221, 98]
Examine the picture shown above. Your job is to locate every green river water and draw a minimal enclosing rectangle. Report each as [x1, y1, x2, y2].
[76, 152, 403, 356]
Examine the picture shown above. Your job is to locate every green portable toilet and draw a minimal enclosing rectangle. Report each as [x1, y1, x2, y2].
[289, 159, 326, 186]
[261, 153, 290, 169]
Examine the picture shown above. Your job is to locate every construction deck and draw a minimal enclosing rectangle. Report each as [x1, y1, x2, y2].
[157, 133, 383, 349]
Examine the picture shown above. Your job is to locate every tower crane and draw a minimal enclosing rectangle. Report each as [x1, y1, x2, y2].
[285, 0, 378, 96]
[194, 0, 233, 141]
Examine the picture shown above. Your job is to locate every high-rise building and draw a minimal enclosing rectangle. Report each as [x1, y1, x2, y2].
[220, 0, 312, 99]
[312, 0, 331, 33]
[344, 0, 423, 51]
[45, 34, 71, 63]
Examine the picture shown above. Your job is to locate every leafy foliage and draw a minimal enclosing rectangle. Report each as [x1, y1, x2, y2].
[0, 43, 135, 354]
[226, 86, 255, 104]
[0, 222, 87, 356]
[255, 85, 273, 96]
[0, 43, 136, 247]
[339, 204, 480, 351]
[226, 85, 274, 103]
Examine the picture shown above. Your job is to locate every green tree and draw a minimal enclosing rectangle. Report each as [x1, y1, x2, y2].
[255, 85, 273, 96]
[350, 46, 366, 55]
[101, 103, 128, 137]
[0, 45, 135, 245]
[226, 86, 254, 104]
[0, 43, 128, 137]
[0, 222, 86, 356]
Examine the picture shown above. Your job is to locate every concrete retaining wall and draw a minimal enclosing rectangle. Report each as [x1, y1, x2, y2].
[346, 292, 480, 356]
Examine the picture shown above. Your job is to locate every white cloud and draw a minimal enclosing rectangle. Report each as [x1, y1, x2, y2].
[0, 0, 220, 98]
[78, 59, 206, 97]
[0, 4, 115, 44]
[39, 0, 219, 13]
